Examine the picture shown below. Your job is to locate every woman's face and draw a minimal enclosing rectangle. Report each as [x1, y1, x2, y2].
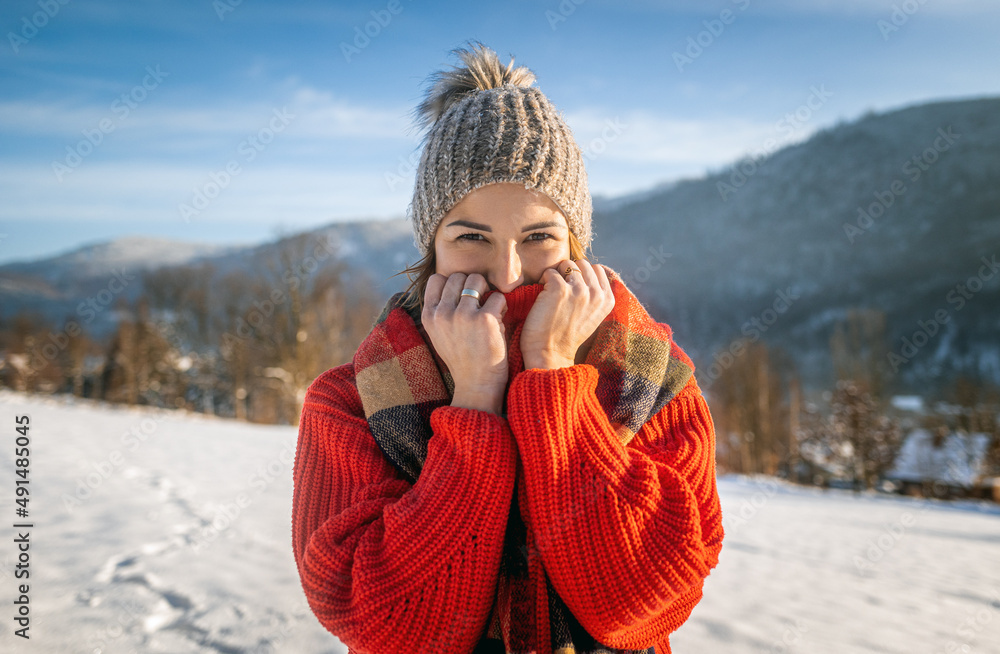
[433, 183, 571, 294]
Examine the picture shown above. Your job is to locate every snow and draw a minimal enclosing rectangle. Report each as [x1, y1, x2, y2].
[55, 236, 236, 276]
[0, 390, 334, 653]
[1, 390, 998, 653]
[890, 395, 924, 412]
[886, 429, 992, 488]
[674, 476, 1000, 654]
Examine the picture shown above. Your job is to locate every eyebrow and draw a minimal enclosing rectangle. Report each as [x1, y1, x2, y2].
[444, 219, 566, 232]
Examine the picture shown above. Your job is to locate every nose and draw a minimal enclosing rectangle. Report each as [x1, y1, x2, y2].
[489, 244, 523, 293]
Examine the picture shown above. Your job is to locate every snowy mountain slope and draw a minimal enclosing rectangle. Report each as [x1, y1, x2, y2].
[0, 236, 248, 332]
[0, 221, 415, 342]
[0, 236, 239, 284]
[1, 390, 998, 653]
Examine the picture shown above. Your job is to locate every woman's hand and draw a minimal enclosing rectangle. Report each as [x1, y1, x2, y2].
[422, 272, 509, 413]
[520, 260, 616, 370]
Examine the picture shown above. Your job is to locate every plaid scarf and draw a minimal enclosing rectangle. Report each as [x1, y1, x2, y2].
[353, 265, 694, 653]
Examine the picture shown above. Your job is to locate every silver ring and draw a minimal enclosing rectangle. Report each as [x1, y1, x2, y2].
[460, 288, 481, 301]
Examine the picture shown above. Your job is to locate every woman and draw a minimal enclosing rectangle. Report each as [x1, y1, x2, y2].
[292, 43, 724, 654]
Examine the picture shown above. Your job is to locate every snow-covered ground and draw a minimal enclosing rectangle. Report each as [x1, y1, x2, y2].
[1, 389, 998, 654]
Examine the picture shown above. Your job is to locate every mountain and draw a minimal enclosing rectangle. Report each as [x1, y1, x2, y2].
[2, 96, 998, 395]
[0, 236, 242, 327]
[590, 96, 1000, 393]
[0, 225, 416, 338]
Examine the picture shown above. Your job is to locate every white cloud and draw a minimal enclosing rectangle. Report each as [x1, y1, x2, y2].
[0, 86, 413, 142]
[597, 0, 1000, 16]
[0, 160, 407, 227]
[564, 107, 822, 171]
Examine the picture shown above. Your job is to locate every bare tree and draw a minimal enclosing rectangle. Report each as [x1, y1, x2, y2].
[100, 296, 174, 406]
[143, 261, 214, 349]
[216, 270, 257, 420]
[830, 308, 888, 397]
[822, 308, 902, 489]
[0, 311, 52, 392]
[712, 341, 789, 475]
[248, 232, 381, 424]
[827, 379, 902, 490]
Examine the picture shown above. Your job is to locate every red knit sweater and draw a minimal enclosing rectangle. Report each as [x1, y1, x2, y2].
[292, 290, 724, 654]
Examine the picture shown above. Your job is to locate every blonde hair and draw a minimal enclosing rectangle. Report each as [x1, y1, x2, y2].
[394, 229, 590, 313]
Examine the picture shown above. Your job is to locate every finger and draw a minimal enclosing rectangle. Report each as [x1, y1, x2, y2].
[424, 273, 446, 311]
[481, 287, 507, 318]
[541, 265, 570, 287]
[439, 272, 469, 309]
[558, 259, 592, 292]
[571, 258, 599, 289]
[592, 265, 616, 316]
[593, 263, 612, 294]
[457, 272, 489, 310]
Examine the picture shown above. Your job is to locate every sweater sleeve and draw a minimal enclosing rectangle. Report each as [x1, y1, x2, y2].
[292, 364, 519, 654]
[505, 362, 724, 650]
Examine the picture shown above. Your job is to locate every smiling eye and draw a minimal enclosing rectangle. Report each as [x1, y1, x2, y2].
[457, 232, 553, 243]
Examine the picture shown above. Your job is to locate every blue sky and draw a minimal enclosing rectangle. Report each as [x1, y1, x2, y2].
[1, 0, 998, 265]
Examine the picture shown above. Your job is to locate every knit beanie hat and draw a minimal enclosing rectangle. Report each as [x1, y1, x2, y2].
[408, 42, 592, 257]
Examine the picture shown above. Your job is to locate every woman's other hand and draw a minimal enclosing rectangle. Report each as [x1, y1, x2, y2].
[520, 260, 615, 370]
[423, 272, 509, 413]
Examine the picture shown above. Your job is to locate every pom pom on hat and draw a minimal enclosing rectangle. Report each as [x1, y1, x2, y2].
[408, 41, 592, 257]
[414, 43, 536, 132]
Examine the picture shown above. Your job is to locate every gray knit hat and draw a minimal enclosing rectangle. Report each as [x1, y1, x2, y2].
[408, 43, 592, 257]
